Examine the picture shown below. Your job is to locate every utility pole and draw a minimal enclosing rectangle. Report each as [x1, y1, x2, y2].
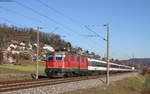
[84, 24, 110, 85]
[104, 24, 110, 85]
[36, 27, 42, 79]
[132, 54, 134, 68]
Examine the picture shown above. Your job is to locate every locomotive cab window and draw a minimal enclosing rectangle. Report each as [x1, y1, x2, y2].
[47, 55, 53, 61]
[71, 56, 74, 61]
[55, 54, 65, 61]
[56, 57, 63, 61]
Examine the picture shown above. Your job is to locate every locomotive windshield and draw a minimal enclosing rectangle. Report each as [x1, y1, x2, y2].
[46, 53, 66, 61]
[46, 55, 53, 61]
[55, 54, 65, 61]
[56, 57, 63, 61]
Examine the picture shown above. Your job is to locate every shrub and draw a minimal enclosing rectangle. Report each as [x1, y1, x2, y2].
[141, 75, 150, 94]
[144, 75, 150, 88]
[142, 67, 150, 75]
[141, 88, 150, 94]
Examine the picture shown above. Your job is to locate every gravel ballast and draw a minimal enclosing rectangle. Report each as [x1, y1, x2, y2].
[1, 72, 138, 94]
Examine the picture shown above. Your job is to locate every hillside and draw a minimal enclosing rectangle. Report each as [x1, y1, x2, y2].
[128, 58, 150, 66]
[0, 24, 101, 65]
[0, 24, 71, 50]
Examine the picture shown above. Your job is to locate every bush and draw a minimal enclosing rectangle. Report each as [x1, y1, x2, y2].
[142, 67, 150, 75]
[141, 88, 150, 94]
[144, 75, 150, 88]
[141, 75, 150, 94]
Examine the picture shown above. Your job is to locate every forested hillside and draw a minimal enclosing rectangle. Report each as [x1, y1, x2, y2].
[0, 24, 71, 50]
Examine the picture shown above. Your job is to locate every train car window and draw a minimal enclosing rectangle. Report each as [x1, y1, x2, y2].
[104, 63, 107, 67]
[82, 57, 84, 62]
[56, 57, 63, 61]
[64, 56, 68, 61]
[71, 56, 74, 61]
[112, 65, 115, 68]
[112, 65, 114, 68]
[112, 65, 119, 68]
[100, 62, 107, 67]
[92, 61, 107, 67]
[91, 61, 95, 66]
[77, 57, 80, 62]
[92, 62, 98, 66]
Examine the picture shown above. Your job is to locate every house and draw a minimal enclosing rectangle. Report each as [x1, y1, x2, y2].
[10, 44, 17, 49]
[28, 43, 33, 50]
[11, 50, 20, 54]
[43, 44, 54, 52]
[33, 43, 37, 47]
[20, 42, 26, 46]
[7, 47, 11, 51]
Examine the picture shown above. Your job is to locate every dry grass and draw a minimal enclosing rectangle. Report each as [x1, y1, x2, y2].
[141, 75, 150, 94]
[64, 75, 145, 94]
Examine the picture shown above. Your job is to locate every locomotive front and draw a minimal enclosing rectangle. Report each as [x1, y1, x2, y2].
[45, 52, 66, 78]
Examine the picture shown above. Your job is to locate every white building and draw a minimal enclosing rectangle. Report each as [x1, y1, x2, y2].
[43, 44, 54, 52]
[20, 42, 26, 46]
[10, 44, 17, 49]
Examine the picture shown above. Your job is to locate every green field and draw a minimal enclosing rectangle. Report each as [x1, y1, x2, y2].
[64, 74, 150, 94]
[0, 60, 46, 81]
[0, 63, 45, 72]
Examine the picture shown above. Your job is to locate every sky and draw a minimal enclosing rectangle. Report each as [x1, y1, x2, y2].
[0, 0, 149, 60]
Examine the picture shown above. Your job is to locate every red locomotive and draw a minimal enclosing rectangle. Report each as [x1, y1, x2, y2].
[45, 52, 91, 77]
[45, 52, 134, 78]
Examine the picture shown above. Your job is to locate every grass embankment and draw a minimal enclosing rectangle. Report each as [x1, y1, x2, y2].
[0, 60, 45, 81]
[64, 74, 150, 94]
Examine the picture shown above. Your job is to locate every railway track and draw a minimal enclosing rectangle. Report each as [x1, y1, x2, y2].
[0, 75, 106, 92]
[0, 72, 131, 92]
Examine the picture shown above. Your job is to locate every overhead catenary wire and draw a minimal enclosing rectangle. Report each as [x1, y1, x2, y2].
[0, 17, 128, 60]
[0, 6, 43, 24]
[36, 0, 85, 37]
[0, 6, 63, 35]
[50, 27, 59, 34]
[15, 1, 130, 60]
[37, 0, 104, 41]
[37, 0, 101, 39]
[15, 0, 73, 36]
[36, 0, 103, 40]
[36, 0, 83, 27]
[36, 0, 105, 53]
[1, 1, 103, 55]
[0, 6, 68, 37]
[14, 0, 99, 52]
[84, 25, 106, 41]
[15, 1, 96, 52]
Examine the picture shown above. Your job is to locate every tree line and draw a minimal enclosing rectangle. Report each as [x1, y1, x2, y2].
[0, 24, 71, 50]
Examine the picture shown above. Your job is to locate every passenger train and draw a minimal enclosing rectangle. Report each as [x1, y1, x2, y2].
[45, 52, 134, 78]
